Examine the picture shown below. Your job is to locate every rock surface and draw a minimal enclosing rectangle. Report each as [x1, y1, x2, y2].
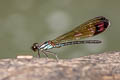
[0, 51, 120, 80]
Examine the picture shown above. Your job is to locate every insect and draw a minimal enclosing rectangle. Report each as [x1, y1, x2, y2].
[31, 16, 110, 60]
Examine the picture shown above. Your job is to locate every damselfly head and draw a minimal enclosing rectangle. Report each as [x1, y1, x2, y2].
[31, 43, 39, 52]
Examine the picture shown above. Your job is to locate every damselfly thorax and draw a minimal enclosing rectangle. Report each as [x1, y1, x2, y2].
[31, 16, 110, 60]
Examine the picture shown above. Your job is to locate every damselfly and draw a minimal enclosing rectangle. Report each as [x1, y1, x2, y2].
[31, 16, 110, 60]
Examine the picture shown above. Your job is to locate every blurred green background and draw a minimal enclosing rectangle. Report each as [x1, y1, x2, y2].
[0, 0, 119, 59]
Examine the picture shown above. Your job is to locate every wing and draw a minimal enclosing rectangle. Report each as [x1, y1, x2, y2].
[52, 16, 109, 44]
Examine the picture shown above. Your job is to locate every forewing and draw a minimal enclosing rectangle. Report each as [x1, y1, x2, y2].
[52, 16, 109, 44]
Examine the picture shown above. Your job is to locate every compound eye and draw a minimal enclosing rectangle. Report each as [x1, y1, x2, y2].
[31, 43, 39, 52]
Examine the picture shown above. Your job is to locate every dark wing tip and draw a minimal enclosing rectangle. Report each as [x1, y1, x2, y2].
[94, 16, 110, 35]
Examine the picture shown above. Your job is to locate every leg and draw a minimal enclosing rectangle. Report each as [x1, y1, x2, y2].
[44, 50, 59, 61]
[38, 49, 40, 58]
[41, 51, 49, 59]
